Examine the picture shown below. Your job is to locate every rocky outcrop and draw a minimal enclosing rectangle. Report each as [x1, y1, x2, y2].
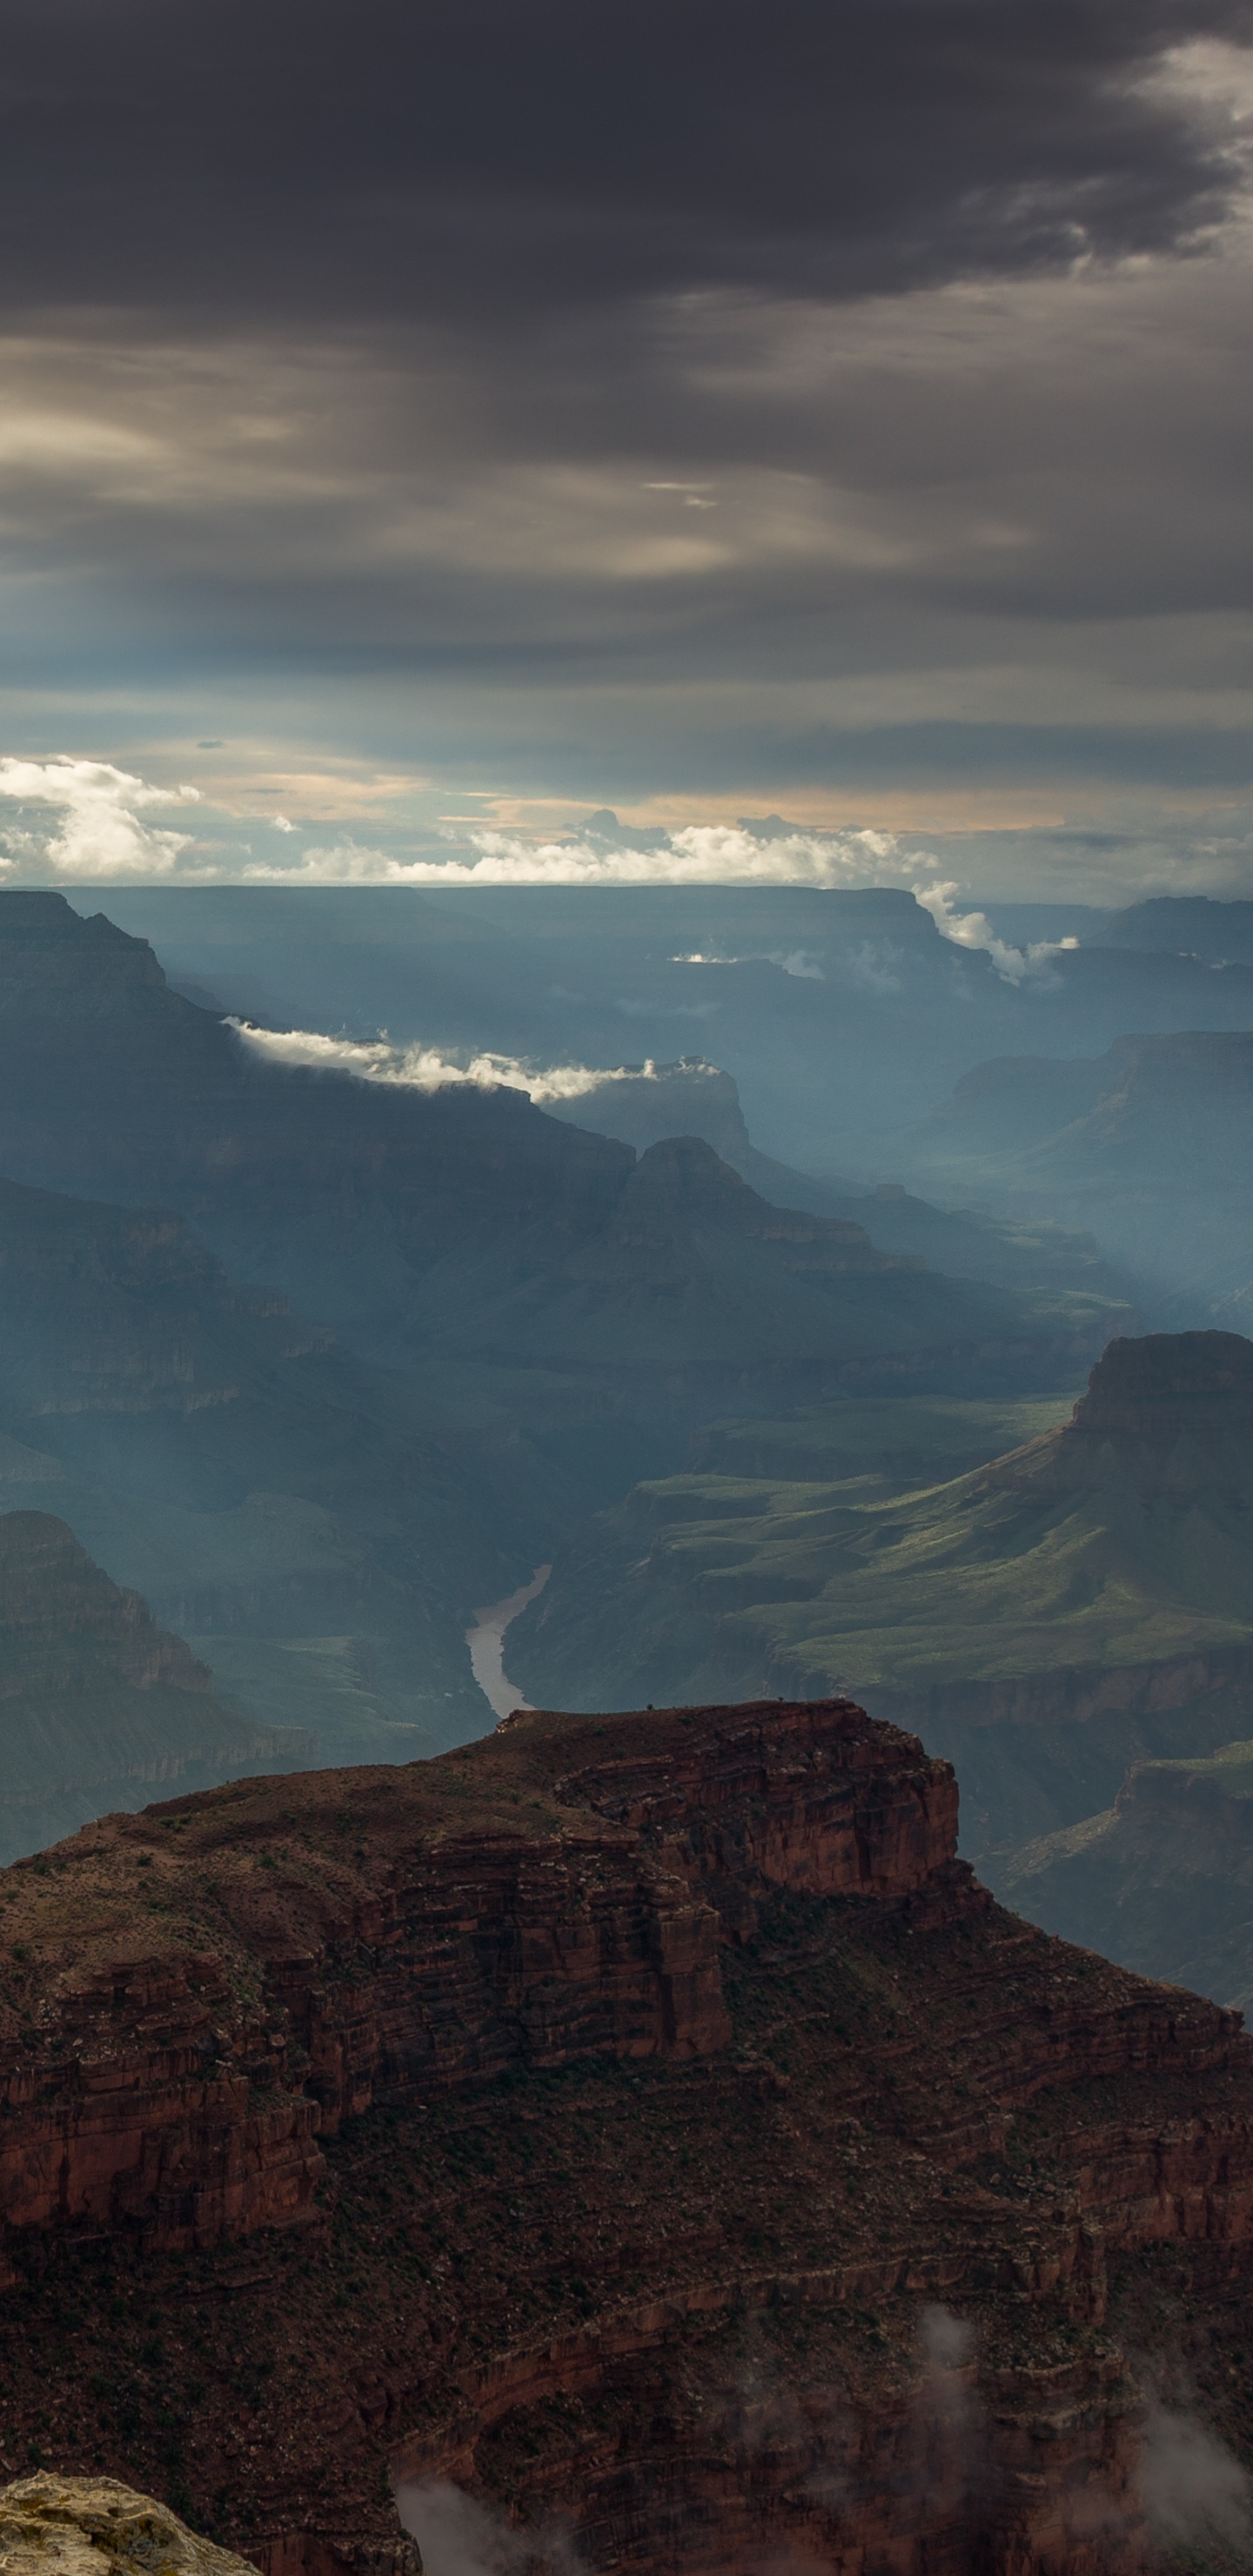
[0, 2477, 280, 2576]
[546, 1693, 958, 1909]
[0, 1700, 950, 2244]
[3, 1698, 1253, 2574]
[1069, 1325, 1253, 1432]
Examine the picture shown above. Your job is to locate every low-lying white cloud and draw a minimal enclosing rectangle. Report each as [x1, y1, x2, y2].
[396, 2479, 580, 2576]
[239, 822, 1074, 980]
[239, 820, 903, 889]
[0, 756, 199, 878]
[0, 754, 1075, 982]
[1137, 2402, 1253, 2558]
[228, 1020, 666, 1103]
[915, 883, 1080, 984]
[671, 947, 825, 977]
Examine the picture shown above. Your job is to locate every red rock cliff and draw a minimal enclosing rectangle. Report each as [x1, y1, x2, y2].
[1, 1699, 1252, 2576]
[0, 1699, 949, 2242]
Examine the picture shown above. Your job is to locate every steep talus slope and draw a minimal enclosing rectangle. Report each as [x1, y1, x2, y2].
[510, 1332, 1253, 1853]
[0, 1171, 512, 1764]
[0, 1512, 310, 1857]
[3, 1699, 1253, 2573]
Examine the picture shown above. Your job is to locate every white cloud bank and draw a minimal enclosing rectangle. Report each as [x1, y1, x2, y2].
[0, 756, 199, 877]
[228, 1021, 669, 1102]
[244, 821, 905, 889]
[240, 822, 1075, 980]
[0, 756, 1078, 981]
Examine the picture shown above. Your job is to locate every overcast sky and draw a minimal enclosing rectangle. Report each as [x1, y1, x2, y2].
[2, 0, 1252, 897]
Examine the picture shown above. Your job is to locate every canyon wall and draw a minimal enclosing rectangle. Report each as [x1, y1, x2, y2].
[2, 1699, 1253, 2576]
[0, 1700, 951, 2242]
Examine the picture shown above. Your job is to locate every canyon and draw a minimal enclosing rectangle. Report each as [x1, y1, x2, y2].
[0, 892, 1123, 1399]
[511, 1331, 1253, 1857]
[3, 1694, 1253, 2572]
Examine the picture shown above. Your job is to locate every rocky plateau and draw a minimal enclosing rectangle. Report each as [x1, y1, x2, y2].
[2, 1698, 1253, 2572]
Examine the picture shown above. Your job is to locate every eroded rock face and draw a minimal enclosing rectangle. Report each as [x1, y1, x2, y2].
[2, 1700, 1253, 2576]
[0, 2476, 272, 2576]
[0, 1700, 948, 2244]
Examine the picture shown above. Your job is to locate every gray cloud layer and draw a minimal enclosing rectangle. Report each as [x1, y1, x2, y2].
[1, 3, 1251, 882]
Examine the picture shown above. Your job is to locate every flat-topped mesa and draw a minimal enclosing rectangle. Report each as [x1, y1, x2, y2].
[1069, 1327, 1253, 1442]
[0, 1699, 956, 2256]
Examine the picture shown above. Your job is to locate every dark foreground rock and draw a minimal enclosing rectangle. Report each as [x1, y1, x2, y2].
[1, 1698, 1252, 2573]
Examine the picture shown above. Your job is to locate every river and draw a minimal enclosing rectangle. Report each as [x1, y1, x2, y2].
[466, 1565, 552, 1722]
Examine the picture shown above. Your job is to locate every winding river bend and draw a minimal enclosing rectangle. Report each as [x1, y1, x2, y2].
[466, 1565, 552, 1722]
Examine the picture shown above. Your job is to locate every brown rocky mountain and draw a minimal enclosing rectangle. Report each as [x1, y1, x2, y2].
[0, 1512, 310, 1858]
[3, 1695, 1253, 2573]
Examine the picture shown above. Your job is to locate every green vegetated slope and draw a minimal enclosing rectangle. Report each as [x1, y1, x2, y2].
[0, 889, 1182, 1867]
[0, 1510, 311, 1862]
[509, 1332, 1253, 1854]
[1002, 1739, 1253, 2010]
[508, 1385, 1083, 1711]
[0, 890, 1134, 1783]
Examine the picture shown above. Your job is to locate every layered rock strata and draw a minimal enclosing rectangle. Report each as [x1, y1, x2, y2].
[0, 1699, 1251, 2575]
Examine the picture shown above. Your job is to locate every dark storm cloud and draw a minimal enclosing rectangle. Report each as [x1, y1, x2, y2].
[0, 0, 1250, 321]
[0, 0, 1252, 873]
